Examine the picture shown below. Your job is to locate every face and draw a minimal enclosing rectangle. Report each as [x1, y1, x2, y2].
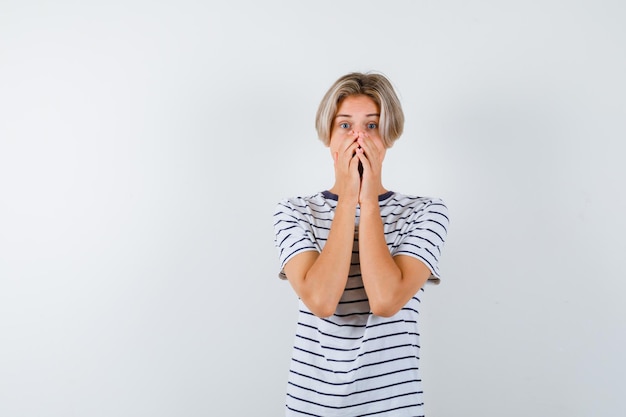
[329, 95, 386, 159]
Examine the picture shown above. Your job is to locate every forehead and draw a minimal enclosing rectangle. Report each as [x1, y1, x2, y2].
[336, 95, 379, 116]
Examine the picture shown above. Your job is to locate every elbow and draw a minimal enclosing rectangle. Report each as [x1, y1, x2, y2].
[370, 305, 400, 318]
[312, 305, 336, 319]
[309, 303, 337, 318]
[302, 294, 338, 318]
[369, 298, 401, 318]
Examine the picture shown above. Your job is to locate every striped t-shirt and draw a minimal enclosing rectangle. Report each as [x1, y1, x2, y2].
[273, 190, 449, 417]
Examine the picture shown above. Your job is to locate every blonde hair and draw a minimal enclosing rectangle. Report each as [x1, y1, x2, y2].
[315, 72, 404, 148]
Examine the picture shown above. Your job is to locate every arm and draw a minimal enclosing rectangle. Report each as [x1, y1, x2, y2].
[283, 199, 357, 318]
[358, 203, 431, 317]
[354, 133, 433, 317]
[283, 135, 361, 318]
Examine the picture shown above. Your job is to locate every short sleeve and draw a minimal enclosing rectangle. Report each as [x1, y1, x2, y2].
[273, 199, 320, 279]
[393, 199, 449, 282]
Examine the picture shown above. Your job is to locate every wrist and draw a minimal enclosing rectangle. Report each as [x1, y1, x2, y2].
[336, 197, 359, 211]
[359, 199, 380, 213]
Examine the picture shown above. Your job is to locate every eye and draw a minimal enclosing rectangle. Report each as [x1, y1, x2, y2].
[339, 122, 350, 129]
[367, 122, 378, 129]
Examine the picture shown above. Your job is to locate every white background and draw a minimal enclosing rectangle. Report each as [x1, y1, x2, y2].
[1, 1, 625, 416]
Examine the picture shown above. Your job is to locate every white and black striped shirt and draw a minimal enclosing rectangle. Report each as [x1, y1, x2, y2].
[273, 190, 449, 416]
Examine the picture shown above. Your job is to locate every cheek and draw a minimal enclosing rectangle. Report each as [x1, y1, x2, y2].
[367, 130, 384, 147]
[372, 135, 386, 151]
[328, 137, 341, 157]
[330, 131, 354, 149]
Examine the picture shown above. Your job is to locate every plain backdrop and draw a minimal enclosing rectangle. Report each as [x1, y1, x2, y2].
[1, 1, 625, 416]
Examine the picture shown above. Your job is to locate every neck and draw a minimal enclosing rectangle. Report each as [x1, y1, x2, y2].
[328, 183, 388, 196]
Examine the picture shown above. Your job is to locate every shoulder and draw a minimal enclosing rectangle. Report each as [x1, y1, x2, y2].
[385, 192, 448, 219]
[274, 192, 332, 218]
[276, 192, 325, 207]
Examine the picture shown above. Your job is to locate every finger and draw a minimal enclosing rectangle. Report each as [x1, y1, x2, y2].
[337, 132, 358, 154]
[357, 135, 375, 153]
[359, 136, 384, 165]
[356, 139, 375, 164]
[350, 147, 363, 168]
[338, 143, 361, 174]
[342, 142, 360, 161]
[355, 147, 368, 168]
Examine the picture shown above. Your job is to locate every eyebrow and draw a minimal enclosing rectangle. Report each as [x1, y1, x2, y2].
[335, 113, 380, 118]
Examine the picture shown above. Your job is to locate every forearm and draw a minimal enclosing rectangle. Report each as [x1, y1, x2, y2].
[301, 200, 357, 316]
[358, 202, 404, 316]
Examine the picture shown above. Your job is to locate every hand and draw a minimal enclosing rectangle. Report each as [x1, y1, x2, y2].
[332, 131, 361, 205]
[355, 132, 386, 205]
